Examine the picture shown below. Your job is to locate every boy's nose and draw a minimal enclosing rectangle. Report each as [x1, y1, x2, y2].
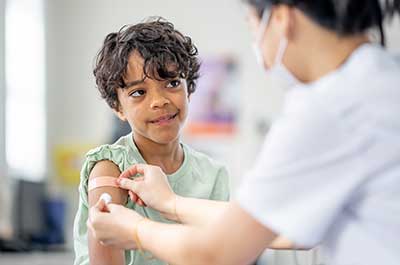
[150, 93, 170, 109]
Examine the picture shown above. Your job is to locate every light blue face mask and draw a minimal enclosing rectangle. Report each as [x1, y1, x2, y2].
[252, 7, 301, 87]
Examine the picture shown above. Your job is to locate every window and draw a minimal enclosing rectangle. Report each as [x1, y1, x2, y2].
[5, 0, 46, 181]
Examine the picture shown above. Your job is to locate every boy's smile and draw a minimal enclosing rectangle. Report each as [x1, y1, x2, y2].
[115, 51, 189, 145]
[148, 111, 180, 126]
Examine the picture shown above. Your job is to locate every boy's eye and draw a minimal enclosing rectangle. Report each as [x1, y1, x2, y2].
[166, 79, 181, 88]
[129, 90, 146, 97]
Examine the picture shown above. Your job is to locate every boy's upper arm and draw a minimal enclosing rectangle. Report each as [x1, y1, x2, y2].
[88, 160, 128, 265]
[88, 160, 128, 206]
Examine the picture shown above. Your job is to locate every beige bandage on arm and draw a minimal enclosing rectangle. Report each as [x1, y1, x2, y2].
[88, 176, 119, 192]
[88, 176, 136, 201]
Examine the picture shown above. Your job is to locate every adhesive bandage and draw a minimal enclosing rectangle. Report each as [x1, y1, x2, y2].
[88, 175, 137, 203]
[88, 176, 119, 191]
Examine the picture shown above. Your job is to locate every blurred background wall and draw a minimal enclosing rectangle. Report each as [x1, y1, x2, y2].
[0, 0, 8, 236]
[1, 0, 400, 264]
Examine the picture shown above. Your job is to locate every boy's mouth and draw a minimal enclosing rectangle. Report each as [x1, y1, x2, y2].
[149, 112, 179, 124]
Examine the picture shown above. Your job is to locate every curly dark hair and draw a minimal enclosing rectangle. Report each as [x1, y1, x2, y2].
[93, 17, 201, 110]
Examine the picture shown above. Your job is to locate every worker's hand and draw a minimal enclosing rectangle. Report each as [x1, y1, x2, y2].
[117, 164, 178, 221]
[87, 197, 144, 249]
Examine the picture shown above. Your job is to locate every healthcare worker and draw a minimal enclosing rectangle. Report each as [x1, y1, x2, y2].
[87, 0, 400, 264]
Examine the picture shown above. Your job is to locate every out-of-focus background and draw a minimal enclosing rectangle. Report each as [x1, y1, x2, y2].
[0, 0, 399, 264]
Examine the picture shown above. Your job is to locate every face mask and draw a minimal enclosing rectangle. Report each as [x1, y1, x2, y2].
[252, 8, 301, 87]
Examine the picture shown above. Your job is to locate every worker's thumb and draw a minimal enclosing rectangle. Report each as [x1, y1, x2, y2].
[117, 177, 142, 194]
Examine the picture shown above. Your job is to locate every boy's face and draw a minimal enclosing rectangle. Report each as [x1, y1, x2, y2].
[115, 51, 189, 145]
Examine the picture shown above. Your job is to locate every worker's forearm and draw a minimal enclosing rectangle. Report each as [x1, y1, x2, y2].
[268, 236, 311, 250]
[138, 220, 215, 265]
[137, 202, 277, 265]
[169, 197, 308, 251]
[170, 196, 229, 225]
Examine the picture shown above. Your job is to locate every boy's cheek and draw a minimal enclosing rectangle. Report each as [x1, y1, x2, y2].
[178, 104, 189, 121]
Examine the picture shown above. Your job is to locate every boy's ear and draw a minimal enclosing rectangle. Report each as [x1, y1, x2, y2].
[187, 93, 192, 102]
[113, 106, 127, 121]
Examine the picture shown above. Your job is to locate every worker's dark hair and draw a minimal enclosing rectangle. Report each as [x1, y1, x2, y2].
[244, 0, 400, 46]
[93, 17, 200, 110]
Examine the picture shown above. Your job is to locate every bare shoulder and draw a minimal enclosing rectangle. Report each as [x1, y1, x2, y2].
[89, 160, 121, 178]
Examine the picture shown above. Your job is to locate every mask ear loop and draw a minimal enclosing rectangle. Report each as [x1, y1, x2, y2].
[252, 8, 273, 69]
[274, 6, 293, 65]
[274, 36, 288, 64]
[256, 8, 272, 45]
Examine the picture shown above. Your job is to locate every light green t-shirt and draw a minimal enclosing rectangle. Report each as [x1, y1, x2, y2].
[73, 133, 230, 265]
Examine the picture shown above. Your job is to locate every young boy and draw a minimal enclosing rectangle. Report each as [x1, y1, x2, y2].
[73, 18, 230, 265]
